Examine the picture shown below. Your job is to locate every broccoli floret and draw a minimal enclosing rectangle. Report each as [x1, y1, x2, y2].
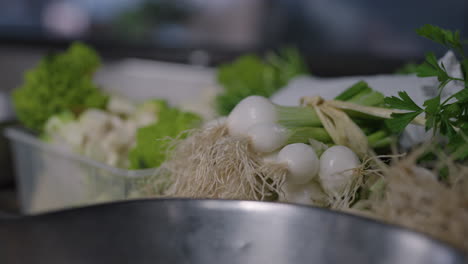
[215, 47, 307, 116]
[12, 42, 108, 132]
[128, 107, 202, 169]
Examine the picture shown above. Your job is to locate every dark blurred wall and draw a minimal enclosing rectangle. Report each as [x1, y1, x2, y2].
[0, 0, 466, 56]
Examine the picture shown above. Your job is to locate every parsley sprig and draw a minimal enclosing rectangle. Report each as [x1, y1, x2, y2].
[384, 24, 468, 159]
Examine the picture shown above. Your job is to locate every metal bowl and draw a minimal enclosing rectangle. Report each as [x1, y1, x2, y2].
[0, 199, 465, 264]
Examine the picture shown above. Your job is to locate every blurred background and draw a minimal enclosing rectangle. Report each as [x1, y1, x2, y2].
[0, 0, 467, 214]
[0, 0, 466, 71]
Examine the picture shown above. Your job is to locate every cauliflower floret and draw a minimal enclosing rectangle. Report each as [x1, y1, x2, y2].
[44, 111, 75, 135]
[79, 109, 112, 139]
[107, 95, 136, 116]
[82, 139, 107, 163]
[87, 116, 138, 168]
[132, 111, 157, 127]
[43, 111, 85, 151]
[41, 96, 200, 170]
[60, 123, 86, 150]
[130, 99, 168, 127]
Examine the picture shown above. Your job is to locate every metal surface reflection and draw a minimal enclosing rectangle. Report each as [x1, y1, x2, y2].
[0, 199, 465, 264]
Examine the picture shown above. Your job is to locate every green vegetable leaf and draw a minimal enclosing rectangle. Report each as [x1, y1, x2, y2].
[422, 96, 441, 132]
[384, 91, 422, 111]
[448, 123, 468, 160]
[215, 47, 307, 116]
[416, 24, 464, 55]
[266, 47, 308, 86]
[453, 88, 468, 103]
[461, 59, 468, 82]
[128, 107, 202, 169]
[216, 55, 272, 116]
[385, 24, 468, 160]
[416, 60, 438, 77]
[438, 118, 452, 137]
[12, 42, 108, 132]
[335, 81, 385, 107]
[385, 111, 423, 133]
[423, 95, 440, 114]
[334, 81, 371, 101]
[443, 103, 462, 117]
[416, 53, 451, 87]
[424, 113, 437, 131]
[350, 90, 385, 107]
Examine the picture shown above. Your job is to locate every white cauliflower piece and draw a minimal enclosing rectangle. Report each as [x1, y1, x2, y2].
[42, 96, 163, 169]
[107, 95, 136, 116]
[79, 109, 112, 139]
[43, 111, 85, 152]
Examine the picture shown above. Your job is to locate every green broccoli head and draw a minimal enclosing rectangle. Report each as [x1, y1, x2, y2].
[12, 42, 108, 132]
[129, 107, 202, 169]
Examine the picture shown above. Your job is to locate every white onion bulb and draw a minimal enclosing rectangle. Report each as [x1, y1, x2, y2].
[278, 143, 319, 184]
[319, 145, 360, 194]
[246, 123, 288, 153]
[227, 96, 277, 137]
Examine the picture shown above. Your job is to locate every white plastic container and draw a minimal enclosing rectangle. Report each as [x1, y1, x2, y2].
[5, 127, 157, 214]
[7, 59, 220, 215]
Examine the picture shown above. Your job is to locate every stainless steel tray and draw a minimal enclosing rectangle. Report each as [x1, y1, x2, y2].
[0, 199, 465, 264]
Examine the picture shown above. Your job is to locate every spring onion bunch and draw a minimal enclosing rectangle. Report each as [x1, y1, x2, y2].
[157, 80, 398, 204]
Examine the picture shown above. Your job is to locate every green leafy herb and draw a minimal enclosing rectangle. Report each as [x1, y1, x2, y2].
[416, 24, 464, 56]
[128, 106, 202, 169]
[448, 123, 468, 160]
[385, 112, 423, 133]
[385, 91, 423, 111]
[385, 24, 468, 159]
[215, 47, 307, 116]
